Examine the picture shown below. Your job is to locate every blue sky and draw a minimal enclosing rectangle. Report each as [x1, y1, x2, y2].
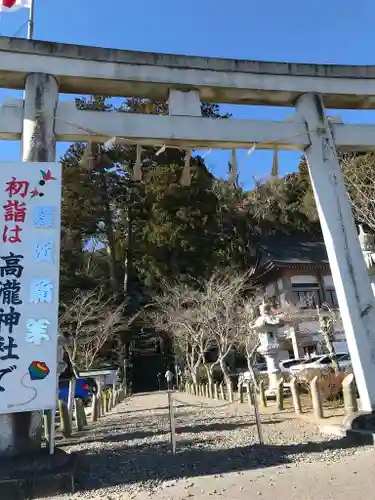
[1, 0, 375, 188]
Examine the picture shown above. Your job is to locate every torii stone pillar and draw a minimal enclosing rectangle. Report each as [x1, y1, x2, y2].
[0, 73, 60, 456]
[296, 93, 375, 413]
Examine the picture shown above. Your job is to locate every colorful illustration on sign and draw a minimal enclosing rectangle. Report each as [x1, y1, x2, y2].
[33, 206, 54, 228]
[34, 242, 53, 263]
[26, 318, 51, 345]
[7, 361, 50, 408]
[39, 170, 56, 183]
[30, 188, 42, 199]
[7, 372, 37, 408]
[28, 360, 50, 380]
[30, 170, 57, 199]
[29, 278, 53, 304]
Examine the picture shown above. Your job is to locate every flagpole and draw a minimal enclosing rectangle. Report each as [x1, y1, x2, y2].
[27, 0, 35, 40]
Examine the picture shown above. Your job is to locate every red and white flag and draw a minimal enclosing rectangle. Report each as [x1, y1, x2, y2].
[0, 0, 31, 11]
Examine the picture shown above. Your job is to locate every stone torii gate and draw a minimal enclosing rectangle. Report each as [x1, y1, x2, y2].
[2, 37, 375, 435]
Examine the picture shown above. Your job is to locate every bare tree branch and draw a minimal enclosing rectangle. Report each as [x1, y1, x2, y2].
[153, 273, 260, 401]
[60, 287, 139, 373]
[342, 153, 375, 232]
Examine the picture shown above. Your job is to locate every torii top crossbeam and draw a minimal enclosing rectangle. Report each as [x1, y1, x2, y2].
[1, 36, 375, 109]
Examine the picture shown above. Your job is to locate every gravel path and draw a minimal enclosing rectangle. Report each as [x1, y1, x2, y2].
[38, 391, 374, 499]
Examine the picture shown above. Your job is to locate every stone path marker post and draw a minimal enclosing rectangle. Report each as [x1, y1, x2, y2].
[167, 391, 176, 455]
[290, 377, 302, 415]
[246, 381, 264, 444]
[310, 376, 324, 420]
[342, 373, 358, 415]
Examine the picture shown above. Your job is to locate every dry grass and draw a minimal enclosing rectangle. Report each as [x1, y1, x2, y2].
[294, 367, 351, 404]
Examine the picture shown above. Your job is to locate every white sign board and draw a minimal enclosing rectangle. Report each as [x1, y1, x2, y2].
[0, 162, 61, 414]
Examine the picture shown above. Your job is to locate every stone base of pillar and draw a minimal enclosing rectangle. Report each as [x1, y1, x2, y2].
[264, 352, 281, 397]
[339, 411, 375, 445]
[0, 447, 77, 499]
[344, 410, 375, 432]
[265, 380, 280, 398]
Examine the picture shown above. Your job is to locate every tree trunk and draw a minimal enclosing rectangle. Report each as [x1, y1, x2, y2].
[0, 73, 59, 457]
[190, 362, 200, 393]
[204, 364, 214, 397]
[246, 357, 259, 391]
[187, 350, 201, 393]
[246, 342, 260, 391]
[101, 172, 122, 292]
[219, 358, 233, 402]
[318, 310, 339, 373]
[191, 366, 198, 386]
[322, 328, 339, 373]
[125, 187, 135, 295]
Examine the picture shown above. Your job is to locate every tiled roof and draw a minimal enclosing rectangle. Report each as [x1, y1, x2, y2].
[259, 234, 328, 266]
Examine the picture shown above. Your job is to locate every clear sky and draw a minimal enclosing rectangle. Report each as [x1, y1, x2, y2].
[1, 0, 375, 188]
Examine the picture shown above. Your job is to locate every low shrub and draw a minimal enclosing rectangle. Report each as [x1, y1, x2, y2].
[255, 372, 269, 389]
[197, 364, 208, 384]
[295, 367, 353, 403]
[281, 372, 292, 384]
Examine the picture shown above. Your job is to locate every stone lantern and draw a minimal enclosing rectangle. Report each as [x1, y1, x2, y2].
[358, 225, 375, 276]
[253, 302, 286, 396]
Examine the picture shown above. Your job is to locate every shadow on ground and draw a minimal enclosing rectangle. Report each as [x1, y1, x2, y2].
[70, 434, 365, 494]
[116, 405, 170, 415]
[58, 418, 283, 447]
